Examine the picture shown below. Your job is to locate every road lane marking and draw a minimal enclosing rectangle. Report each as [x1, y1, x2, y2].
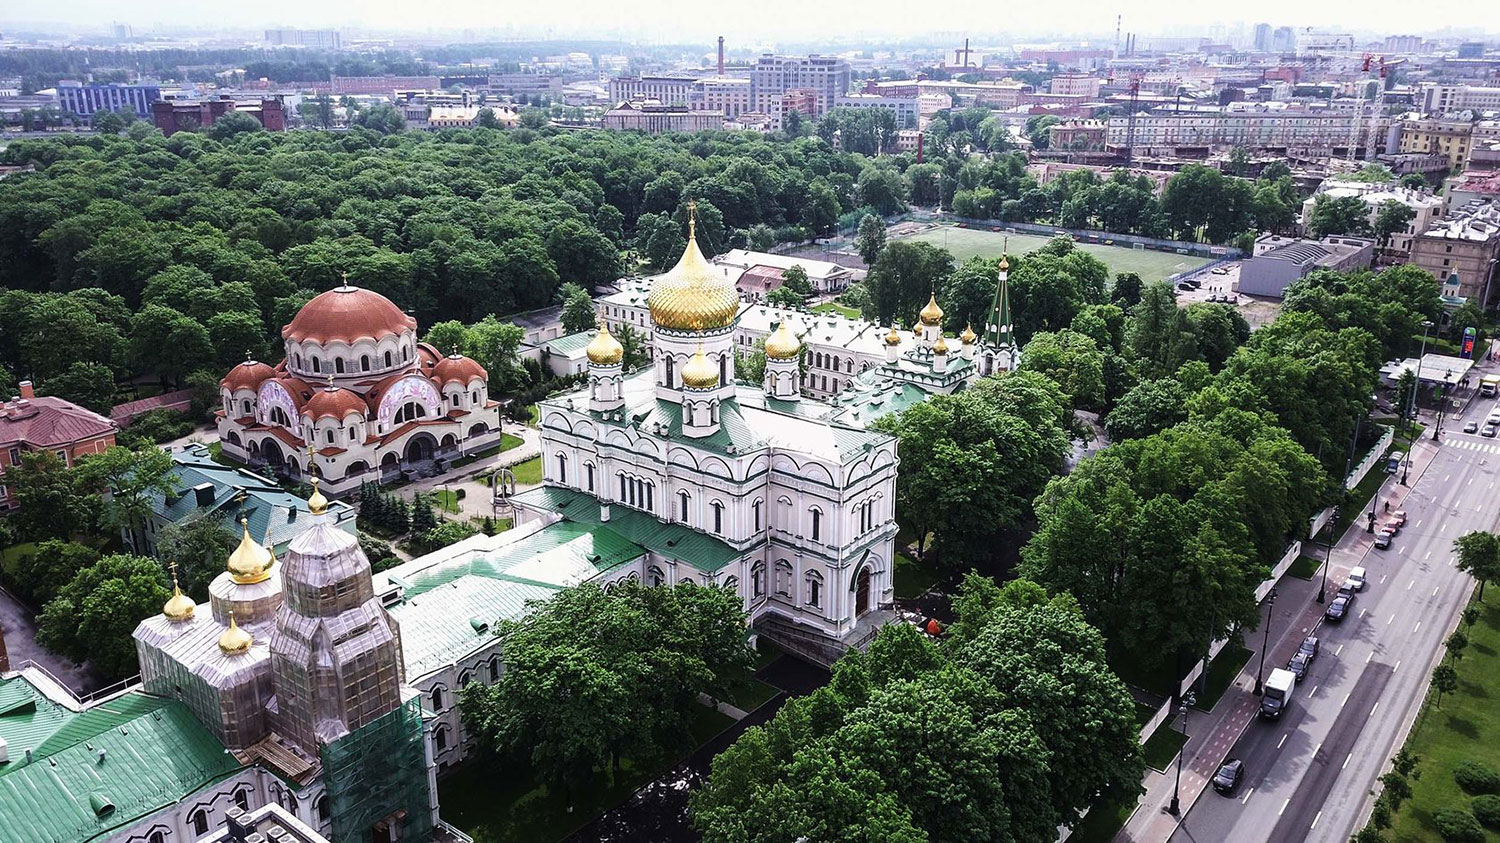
[1417, 519, 1423, 528]
[1446, 474, 1452, 482]
[1435, 586, 1441, 596]
[1415, 621, 1422, 633]
[1278, 733, 1288, 749]
[1360, 608, 1368, 619]
[1367, 651, 1374, 662]
[1343, 753, 1352, 769]
[1395, 660, 1401, 673]
[1280, 798, 1290, 816]
[1388, 614, 1394, 625]
[1408, 579, 1415, 590]
[1426, 551, 1433, 560]
[1242, 787, 1254, 804]
[1312, 810, 1323, 830]
[1381, 574, 1388, 583]
[1372, 701, 1380, 716]
[1311, 685, 1319, 696]
[1442, 522, 1448, 533]
[1336, 644, 1344, 655]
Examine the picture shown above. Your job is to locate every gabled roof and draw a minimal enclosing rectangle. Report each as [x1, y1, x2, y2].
[0, 679, 241, 843]
[512, 486, 743, 572]
[0, 397, 116, 449]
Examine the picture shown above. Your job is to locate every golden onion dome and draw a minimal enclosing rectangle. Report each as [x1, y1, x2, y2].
[307, 477, 328, 516]
[884, 324, 902, 346]
[586, 322, 624, 365]
[919, 292, 944, 326]
[218, 612, 253, 655]
[960, 324, 978, 344]
[681, 346, 720, 389]
[999, 255, 1010, 271]
[227, 517, 275, 584]
[765, 321, 801, 360]
[162, 566, 195, 622]
[647, 205, 740, 333]
[934, 335, 951, 355]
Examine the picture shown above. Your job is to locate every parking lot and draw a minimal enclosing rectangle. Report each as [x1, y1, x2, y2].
[1174, 261, 1283, 329]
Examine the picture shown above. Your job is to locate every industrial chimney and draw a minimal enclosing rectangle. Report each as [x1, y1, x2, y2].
[718, 37, 725, 76]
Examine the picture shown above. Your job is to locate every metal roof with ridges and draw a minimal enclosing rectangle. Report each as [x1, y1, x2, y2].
[512, 486, 744, 572]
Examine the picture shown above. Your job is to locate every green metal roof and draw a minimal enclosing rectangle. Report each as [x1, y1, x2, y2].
[541, 331, 595, 357]
[512, 486, 745, 572]
[0, 680, 241, 843]
[386, 522, 646, 678]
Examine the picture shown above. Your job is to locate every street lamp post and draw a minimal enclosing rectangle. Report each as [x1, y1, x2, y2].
[1434, 371, 1453, 441]
[1317, 507, 1339, 604]
[1253, 588, 1279, 695]
[1403, 320, 1433, 485]
[1168, 690, 1198, 816]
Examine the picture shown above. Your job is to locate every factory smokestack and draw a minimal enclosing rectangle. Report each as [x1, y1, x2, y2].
[718, 36, 725, 76]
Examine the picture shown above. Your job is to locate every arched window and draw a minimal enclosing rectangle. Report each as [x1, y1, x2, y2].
[753, 498, 763, 532]
[270, 406, 291, 428]
[649, 565, 665, 587]
[394, 402, 427, 424]
[678, 491, 690, 523]
[458, 671, 472, 688]
[241, 399, 252, 415]
[191, 810, 209, 835]
[556, 453, 567, 484]
[619, 473, 627, 501]
[774, 560, 793, 597]
[846, 357, 854, 372]
[349, 427, 357, 442]
[430, 686, 445, 711]
[724, 575, 740, 595]
[361, 355, 370, 371]
[806, 569, 824, 608]
[585, 462, 595, 492]
[488, 658, 500, 682]
[711, 500, 724, 534]
[719, 354, 728, 385]
[681, 575, 694, 586]
[150, 831, 166, 843]
[312, 357, 321, 374]
[316, 794, 330, 823]
[665, 356, 675, 386]
[384, 350, 393, 367]
[752, 561, 766, 597]
[234, 789, 250, 811]
[810, 508, 822, 542]
[335, 357, 345, 374]
[435, 726, 449, 751]
[326, 430, 334, 444]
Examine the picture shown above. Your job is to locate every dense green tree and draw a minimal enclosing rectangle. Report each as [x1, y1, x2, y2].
[1111, 271, 1144, 307]
[1183, 302, 1251, 371]
[855, 213, 886, 266]
[864, 241, 954, 326]
[1372, 200, 1417, 249]
[205, 311, 266, 370]
[558, 282, 598, 335]
[1306, 194, 1373, 238]
[38, 360, 117, 414]
[9, 539, 99, 606]
[781, 265, 813, 297]
[1105, 378, 1190, 441]
[940, 256, 1000, 335]
[546, 219, 622, 292]
[1018, 329, 1106, 412]
[1454, 531, 1500, 600]
[1127, 282, 1195, 378]
[130, 305, 214, 389]
[207, 111, 265, 141]
[155, 513, 237, 599]
[766, 286, 804, 309]
[77, 445, 179, 550]
[6, 450, 96, 541]
[36, 553, 169, 679]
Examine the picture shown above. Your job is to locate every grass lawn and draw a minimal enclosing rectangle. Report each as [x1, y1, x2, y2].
[528, 405, 540, 428]
[1134, 701, 1160, 730]
[812, 301, 860, 318]
[724, 677, 781, 712]
[1068, 793, 1139, 843]
[1287, 555, 1323, 580]
[896, 225, 1213, 282]
[431, 489, 461, 513]
[1194, 646, 1253, 712]
[893, 551, 939, 599]
[1387, 596, 1500, 842]
[1142, 725, 1188, 772]
[508, 457, 543, 486]
[0, 541, 36, 578]
[450, 434, 526, 469]
[438, 704, 735, 843]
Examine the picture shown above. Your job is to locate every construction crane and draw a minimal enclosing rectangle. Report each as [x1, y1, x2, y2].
[1347, 54, 1386, 163]
[1113, 71, 1143, 166]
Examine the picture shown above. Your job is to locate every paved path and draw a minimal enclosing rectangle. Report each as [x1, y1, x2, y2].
[0, 583, 103, 694]
[390, 423, 541, 520]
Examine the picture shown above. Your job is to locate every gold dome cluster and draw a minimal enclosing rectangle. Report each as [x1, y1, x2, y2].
[647, 204, 740, 333]
[586, 321, 624, 365]
[765, 321, 801, 359]
[681, 347, 720, 389]
[227, 517, 275, 584]
[218, 612, 253, 655]
[919, 293, 944, 326]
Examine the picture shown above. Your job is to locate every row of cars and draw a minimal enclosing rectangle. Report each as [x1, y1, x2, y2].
[1373, 508, 1408, 550]
[1214, 564, 1372, 794]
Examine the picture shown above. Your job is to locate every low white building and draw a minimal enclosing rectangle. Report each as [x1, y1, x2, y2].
[1300, 180, 1444, 256]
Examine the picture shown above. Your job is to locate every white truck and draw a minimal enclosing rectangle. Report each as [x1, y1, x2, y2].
[1259, 668, 1296, 719]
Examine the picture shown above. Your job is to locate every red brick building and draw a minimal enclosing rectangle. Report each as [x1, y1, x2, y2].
[151, 97, 286, 136]
[0, 381, 117, 511]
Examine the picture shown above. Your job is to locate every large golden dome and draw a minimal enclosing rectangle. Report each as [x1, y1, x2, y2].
[227, 517, 275, 584]
[919, 292, 944, 326]
[681, 347, 720, 389]
[586, 322, 624, 365]
[648, 206, 740, 333]
[765, 321, 801, 360]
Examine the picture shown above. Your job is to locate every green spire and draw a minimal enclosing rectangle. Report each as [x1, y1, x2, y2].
[983, 256, 1013, 349]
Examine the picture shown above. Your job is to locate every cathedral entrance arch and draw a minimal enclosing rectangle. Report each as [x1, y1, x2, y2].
[261, 439, 285, 468]
[855, 566, 872, 616]
[405, 433, 438, 463]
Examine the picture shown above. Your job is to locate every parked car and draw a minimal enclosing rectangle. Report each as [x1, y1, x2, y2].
[1484, 423, 1498, 438]
[1389, 512, 1407, 528]
[1326, 593, 1355, 621]
[1374, 531, 1392, 550]
[1346, 566, 1367, 592]
[1287, 651, 1313, 681]
[1383, 519, 1402, 536]
[1298, 635, 1320, 660]
[1466, 420, 1480, 434]
[1212, 759, 1245, 794]
[1385, 453, 1406, 474]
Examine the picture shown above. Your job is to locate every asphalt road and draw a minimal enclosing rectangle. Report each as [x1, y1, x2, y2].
[1171, 415, 1495, 843]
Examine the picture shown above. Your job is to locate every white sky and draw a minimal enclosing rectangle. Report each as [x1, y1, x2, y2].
[2, 0, 1490, 43]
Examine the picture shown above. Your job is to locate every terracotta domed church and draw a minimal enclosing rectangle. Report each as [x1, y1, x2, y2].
[217, 283, 503, 496]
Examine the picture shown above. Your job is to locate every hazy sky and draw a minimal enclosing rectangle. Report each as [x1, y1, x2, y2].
[3, 0, 1484, 43]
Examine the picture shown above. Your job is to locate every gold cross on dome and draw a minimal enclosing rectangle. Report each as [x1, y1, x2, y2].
[686, 199, 698, 239]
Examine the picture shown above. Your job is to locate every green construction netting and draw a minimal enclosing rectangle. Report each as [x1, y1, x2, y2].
[321, 697, 434, 843]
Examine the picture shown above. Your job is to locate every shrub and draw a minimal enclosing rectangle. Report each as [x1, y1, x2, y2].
[1473, 794, 1500, 829]
[1454, 761, 1500, 795]
[1434, 808, 1485, 843]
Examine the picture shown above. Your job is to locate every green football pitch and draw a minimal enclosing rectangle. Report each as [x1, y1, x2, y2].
[895, 224, 1214, 282]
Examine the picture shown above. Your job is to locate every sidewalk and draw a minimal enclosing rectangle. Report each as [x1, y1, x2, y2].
[391, 422, 541, 519]
[1116, 427, 1445, 842]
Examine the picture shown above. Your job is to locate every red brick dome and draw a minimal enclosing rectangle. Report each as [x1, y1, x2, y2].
[429, 354, 487, 386]
[282, 284, 417, 345]
[221, 360, 276, 392]
[301, 385, 368, 421]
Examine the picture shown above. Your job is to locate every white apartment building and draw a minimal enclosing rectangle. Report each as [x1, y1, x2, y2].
[1049, 74, 1104, 98]
[1299, 180, 1445, 256]
[749, 55, 852, 119]
[834, 93, 920, 128]
[609, 74, 698, 106]
[695, 77, 751, 118]
[1420, 84, 1500, 114]
[1108, 110, 1384, 155]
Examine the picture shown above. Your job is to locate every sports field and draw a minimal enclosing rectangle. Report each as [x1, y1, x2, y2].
[894, 224, 1214, 282]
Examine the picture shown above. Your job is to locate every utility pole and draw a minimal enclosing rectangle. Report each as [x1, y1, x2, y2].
[1403, 320, 1433, 485]
[1253, 589, 1279, 695]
